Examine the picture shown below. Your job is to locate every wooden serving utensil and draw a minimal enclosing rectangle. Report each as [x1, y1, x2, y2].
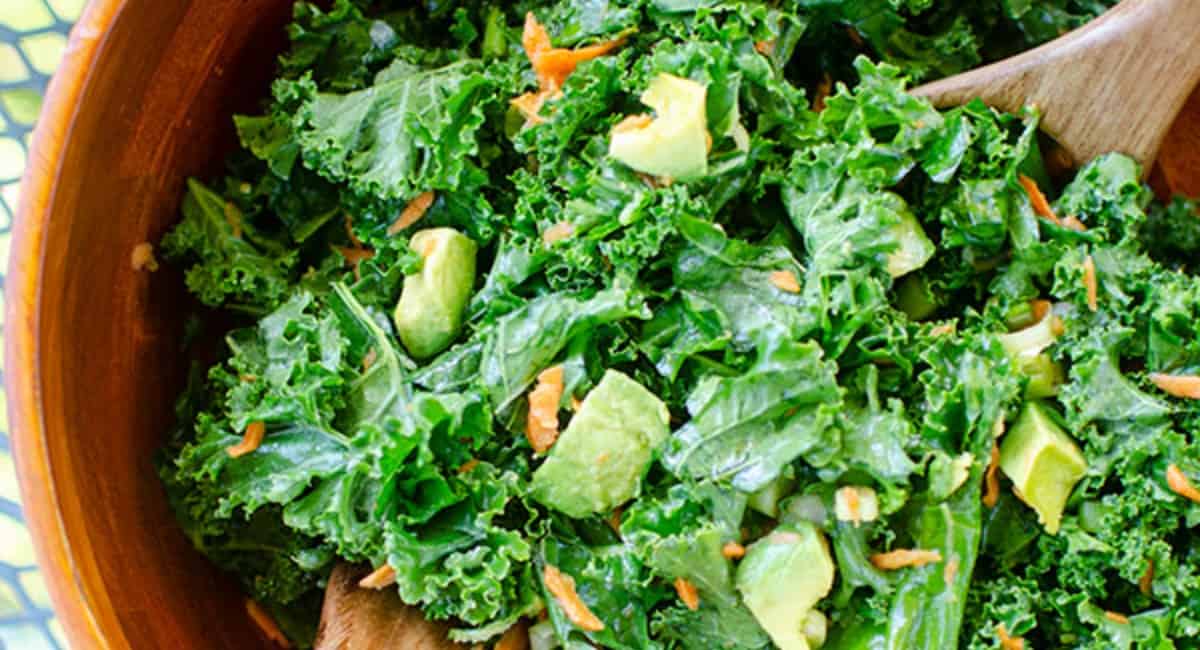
[913, 0, 1200, 172]
[310, 3, 1200, 649]
[314, 563, 470, 650]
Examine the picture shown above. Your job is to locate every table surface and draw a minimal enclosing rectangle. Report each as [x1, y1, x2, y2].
[0, 2, 85, 648]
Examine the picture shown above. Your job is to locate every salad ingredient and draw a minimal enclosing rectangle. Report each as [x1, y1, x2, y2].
[526, 365, 565, 453]
[736, 523, 835, 650]
[998, 402, 1087, 534]
[609, 73, 710, 181]
[530, 370, 669, 517]
[543, 565, 605, 632]
[393, 227, 477, 359]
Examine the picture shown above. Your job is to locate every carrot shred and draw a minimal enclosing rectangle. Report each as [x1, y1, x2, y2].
[837, 486, 862, 525]
[543, 565, 605, 632]
[387, 191, 436, 235]
[1105, 611, 1131, 625]
[458, 459, 480, 474]
[344, 215, 365, 248]
[1062, 215, 1088, 232]
[1149, 373, 1200, 399]
[674, 577, 700, 611]
[984, 442, 1001, 508]
[246, 600, 292, 648]
[1082, 255, 1098, 312]
[754, 40, 777, 55]
[1166, 464, 1200, 503]
[870, 548, 943, 570]
[813, 73, 833, 112]
[608, 506, 624, 535]
[1140, 560, 1154, 595]
[722, 542, 746, 559]
[943, 556, 960, 588]
[358, 565, 397, 590]
[495, 621, 531, 650]
[770, 270, 801, 294]
[362, 348, 378, 372]
[614, 113, 653, 133]
[1030, 299, 1052, 323]
[522, 12, 625, 92]
[227, 422, 266, 458]
[930, 322, 957, 337]
[543, 222, 575, 245]
[333, 245, 376, 281]
[130, 242, 159, 272]
[996, 624, 1025, 650]
[846, 26, 866, 48]
[1018, 174, 1061, 225]
[527, 365, 565, 454]
[511, 91, 551, 126]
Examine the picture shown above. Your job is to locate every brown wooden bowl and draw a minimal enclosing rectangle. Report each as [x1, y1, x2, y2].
[7, 2, 1200, 649]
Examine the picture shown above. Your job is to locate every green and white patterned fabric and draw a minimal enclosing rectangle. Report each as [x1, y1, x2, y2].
[0, 2, 85, 648]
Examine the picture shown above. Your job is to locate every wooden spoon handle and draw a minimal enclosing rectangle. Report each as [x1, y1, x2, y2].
[914, 0, 1200, 170]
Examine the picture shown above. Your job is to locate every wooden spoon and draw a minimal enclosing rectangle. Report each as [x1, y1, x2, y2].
[913, 0, 1200, 172]
[314, 563, 467, 650]
[311, 4, 1200, 649]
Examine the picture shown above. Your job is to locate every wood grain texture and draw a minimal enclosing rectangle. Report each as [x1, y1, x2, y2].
[315, 564, 466, 650]
[914, 0, 1200, 172]
[6, 1, 1200, 649]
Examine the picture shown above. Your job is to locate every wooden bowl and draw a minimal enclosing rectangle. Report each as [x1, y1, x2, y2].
[7, 2, 1200, 649]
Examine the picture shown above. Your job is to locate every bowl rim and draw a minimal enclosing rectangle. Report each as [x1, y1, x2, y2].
[6, 0, 128, 648]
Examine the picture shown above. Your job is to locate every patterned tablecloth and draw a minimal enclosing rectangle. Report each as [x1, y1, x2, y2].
[0, 1, 85, 648]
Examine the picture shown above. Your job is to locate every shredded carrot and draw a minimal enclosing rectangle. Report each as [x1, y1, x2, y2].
[754, 40, 777, 55]
[359, 565, 397, 590]
[495, 621, 530, 650]
[1018, 174, 1061, 225]
[1149, 373, 1200, 399]
[813, 74, 833, 112]
[543, 221, 575, 245]
[387, 191, 436, 235]
[996, 624, 1024, 650]
[511, 91, 551, 126]
[870, 548, 943, 570]
[608, 506, 624, 535]
[333, 245, 375, 281]
[984, 442, 1001, 508]
[344, 215, 365, 248]
[543, 565, 605, 632]
[1105, 611, 1130, 625]
[674, 577, 700, 611]
[1031, 299, 1052, 323]
[943, 556, 960, 587]
[930, 323, 957, 337]
[1062, 215, 1088, 232]
[225, 202, 244, 239]
[362, 348, 378, 372]
[614, 113, 654, 133]
[227, 422, 266, 458]
[1082, 255, 1098, 312]
[130, 242, 159, 272]
[458, 459, 480, 474]
[570, 395, 583, 412]
[240, 374, 258, 383]
[1140, 560, 1154, 595]
[846, 26, 865, 48]
[527, 365, 565, 454]
[1166, 464, 1200, 504]
[770, 270, 801, 294]
[722, 542, 746, 559]
[522, 12, 625, 93]
[246, 600, 292, 648]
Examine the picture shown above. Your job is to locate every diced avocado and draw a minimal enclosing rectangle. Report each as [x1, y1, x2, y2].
[748, 474, 795, 518]
[927, 451, 974, 500]
[393, 228, 477, 359]
[609, 73, 709, 181]
[998, 402, 1087, 534]
[896, 275, 937, 321]
[736, 522, 836, 650]
[998, 314, 1065, 398]
[802, 610, 828, 648]
[883, 196, 935, 278]
[531, 370, 670, 517]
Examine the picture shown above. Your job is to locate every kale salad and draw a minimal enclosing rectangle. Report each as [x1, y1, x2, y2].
[156, 1, 1200, 648]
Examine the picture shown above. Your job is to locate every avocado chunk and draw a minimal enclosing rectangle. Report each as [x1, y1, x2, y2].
[998, 402, 1087, 534]
[393, 228, 477, 360]
[531, 370, 670, 517]
[748, 474, 795, 518]
[736, 522, 836, 650]
[882, 195, 936, 278]
[998, 313, 1065, 398]
[609, 73, 709, 181]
